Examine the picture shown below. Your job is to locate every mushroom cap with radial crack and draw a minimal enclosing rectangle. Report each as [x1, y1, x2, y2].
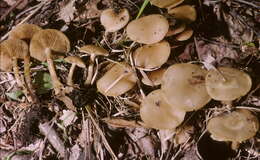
[9, 23, 42, 40]
[161, 63, 211, 111]
[140, 89, 186, 130]
[0, 43, 13, 71]
[142, 68, 166, 86]
[126, 14, 169, 44]
[175, 27, 193, 41]
[207, 109, 259, 143]
[0, 38, 28, 59]
[100, 8, 130, 32]
[30, 29, 70, 62]
[150, 0, 184, 8]
[133, 41, 171, 70]
[79, 45, 109, 57]
[64, 56, 86, 68]
[205, 67, 252, 101]
[168, 5, 197, 23]
[96, 63, 137, 96]
[166, 22, 186, 37]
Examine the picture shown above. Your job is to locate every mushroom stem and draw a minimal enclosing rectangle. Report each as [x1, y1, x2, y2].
[45, 48, 64, 95]
[85, 54, 96, 85]
[91, 58, 99, 85]
[104, 71, 130, 93]
[12, 58, 23, 87]
[67, 63, 76, 86]
[24, 54, 32, 90]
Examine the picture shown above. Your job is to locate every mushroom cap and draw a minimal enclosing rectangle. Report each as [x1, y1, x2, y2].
[0, 38, 28, 59]
[100, 8, 130, 32]
[142, 68, 166, 86]
[166, 22, 186, 37]
[161, 63, 211, 111]
[64, 56, 86, 68]
[207, 109, 259, 142]
[0, 44, 13, 71]
[79, 45, 109, 57]
[126, 14, 169, 44]
[175, 27, 193, 41]
[150, 0, 184, 8]
[97, 63, 137, 96]
[30, 29, 70, 61]
[168, 5, 197, 23]
[140, 89, 186, 129]
[9, 23, 42, 40]
[205, 67, 252, 101]
[134, 41, 171, 70]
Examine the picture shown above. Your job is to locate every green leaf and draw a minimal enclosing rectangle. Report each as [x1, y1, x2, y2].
[34, 72, 53, 94]
[5, 90, 23, 101]
[136, 0, 150, 19]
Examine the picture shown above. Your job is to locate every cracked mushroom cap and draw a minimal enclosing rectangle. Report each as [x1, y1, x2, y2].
[30, 29, 70, 61]
[205, 67, 252, 101]
[150, 0, 184, 8]
[79, 45, 109, 56]
[142, 68, 166, 86]
[100, 8, 130, 32]
[9, 23, 42, 40]
[168, 5, 197, 23]
[207, 109, 259, 142]
[134, 41, 171, 70]
[126, 14, 169, 44]
[140, 89, 186, 129]
[97, 63, 137, 96]
[161, 63, 211, 111]
[64, 56, 86, 68]
[0, 38, 28, 59]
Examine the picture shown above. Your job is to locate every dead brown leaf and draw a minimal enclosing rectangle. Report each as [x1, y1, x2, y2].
[58, 0, 76, 23]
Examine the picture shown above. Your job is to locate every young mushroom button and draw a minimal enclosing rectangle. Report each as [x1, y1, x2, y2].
[100, 8, 130, 32]
[64, 56, 86, 86]
[126, 14, 169, 44]
[140, 89, 186, 130]
[79, 45, 109, 85]
[30, 29, 71, 95]
[161, 63, 211, 111]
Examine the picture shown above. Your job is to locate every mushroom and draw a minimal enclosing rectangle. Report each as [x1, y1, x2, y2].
[126, 14, 169, 44]
[166, 22, 186, 37]
[79, 45, 109, 85]
[205, 67, 252, 103]
[96, 63, 137, 96]
[100, 8, 130, 32]
[150, 0, 184, 9]
[161, 63, 211, 111]
[142, 68, 166, 86]
[64, 56, 86, 86]
[207, 109, 259, 149]
[175, 27, 193, 41]
[168, 5, 197, 23]
[0, 45, 13, 72]
[30, 29, 70, 95]
[9, 23, 42, 41]
[140, 89, 186, 129]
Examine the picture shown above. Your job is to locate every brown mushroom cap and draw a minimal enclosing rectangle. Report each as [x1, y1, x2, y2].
[161, 63, 211, 111]
[175, 27, 193, 41]
[134, 41, 171, 70]
[97, 63, 137, 96]
[100, 8, 130, 32]
[0, 44, 13, 71]
[207, 109, 259, 142]
[140, 89, 186, 129]
[142, 68, 166, 86]
[205, 67, 252, 101]
[166, 22, 186, 37]
[79, 45, 109, 56]
[9, 23, 42, 40]
[126, 14, 169, 44]
[0, 38, 28, 59]
[64, 56, 86, 68]
[168, 5, 197, 23]
[30, 29, 70, 61]
[150, 0, 184, 8]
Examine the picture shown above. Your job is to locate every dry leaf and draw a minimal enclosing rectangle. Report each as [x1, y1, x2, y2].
[58, 0, 76, 23]
[103, 118, 142, 128]
[59, 110, 77, 127]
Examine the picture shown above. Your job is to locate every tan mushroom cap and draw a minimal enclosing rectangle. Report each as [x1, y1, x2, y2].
[97, 63, 137, 96]
[126, 14, 169, 44]
[64, 56, 86, 68]
[134, 41, 171, 70]
[30, 29, 70, 61]
[205, 67, 252, 101]
[207, 109, 259, 142]
[0, 38, 28, 59]
[166, 22, 186, 37]
[9, 23, 42, 40]
[100, 8, 130, 32]
[150, 0, 184, 8]
[168, 5, 197, 23]
[79, 45, 109, 56]
[0, 44, 13, 71]
[140, 89, 186, 130]
[142, 68, 166, 86]
[175, 27, 193, 41]
[161, 63, 211, 111]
